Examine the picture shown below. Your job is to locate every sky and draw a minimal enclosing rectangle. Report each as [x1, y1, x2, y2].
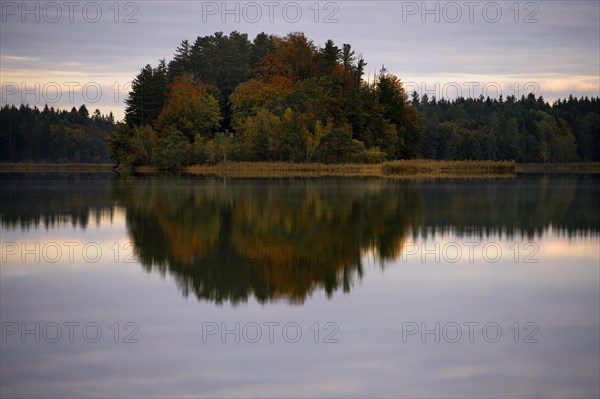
[1, 0, 599, 121]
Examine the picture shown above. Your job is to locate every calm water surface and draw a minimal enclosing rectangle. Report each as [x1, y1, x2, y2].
[1, 174, 599, 398]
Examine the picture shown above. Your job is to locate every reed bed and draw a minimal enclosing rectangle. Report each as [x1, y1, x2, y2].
[183, 160, 516, 178]
[381, 160, 516, 176]
[516, 163, 600, 174]
[185, 162, 381, 177]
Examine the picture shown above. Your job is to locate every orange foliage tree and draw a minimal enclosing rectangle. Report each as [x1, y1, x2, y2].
[156, 75, 222, 141]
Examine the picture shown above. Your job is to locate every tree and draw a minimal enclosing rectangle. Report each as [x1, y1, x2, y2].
[155, 75, 221, 141]
[375, 67, 422, 158]
[238, 108, 282, 161]
[130, 124, 158, 165]
[320, 39, 340, 75]
[341, 44, 356, 76]
[213, 132, 231, 163]
[306, 120, 329, 162]
[167, 39, 191, 82]
[230, 77, 294, 130]
[260, 33, 317, 82]
[280, 108, 307, 162]
[78, 104, 89, 119]
[107, 124, 134, 164]
[318, 126, 365, 163]
[125, 61, 168, 126]
[250, 32, 276, 69]
[548, 119, 578, 162]
[154, 128, 190, 171]
[499, 117, 521, 160]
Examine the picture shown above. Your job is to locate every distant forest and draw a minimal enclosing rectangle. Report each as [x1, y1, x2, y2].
[1, 31, 599, 166]
[0, 104, 115, 163]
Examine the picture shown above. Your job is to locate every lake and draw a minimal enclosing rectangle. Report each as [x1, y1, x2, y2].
[1, 174, 599, 398]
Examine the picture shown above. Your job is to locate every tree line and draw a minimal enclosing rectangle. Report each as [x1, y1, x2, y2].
[416, 93, 600, 163]
[0, 104, 115, 163]
[1, 31, 598, 167]
[109, 31, 599, 169]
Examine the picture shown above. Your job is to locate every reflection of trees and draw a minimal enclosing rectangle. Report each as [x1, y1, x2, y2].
[110, 179, 420, 304]
[2, 174, 598, 304]
[110, 176, 599, 304]
[0, 173, 115, 229]
[415, 176, 600, 238]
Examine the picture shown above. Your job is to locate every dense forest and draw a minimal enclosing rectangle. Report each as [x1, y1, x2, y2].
[108, 31, 600, 168]
[0, 104, 115, 163]
[1, 31, 598, 167]
[417, 93, 600, 163]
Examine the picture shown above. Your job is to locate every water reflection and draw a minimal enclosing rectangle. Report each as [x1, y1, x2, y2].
[111, 177, 599, 304]
[0, 173, 115, 229]
[1, 174, 599, 305]
[109, 179, 420, 304]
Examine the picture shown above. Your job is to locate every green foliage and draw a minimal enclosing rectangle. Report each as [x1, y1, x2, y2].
[280, 108, 307, 162]
[305, 120, 329, 162]
[129, 125, 158, 165]
[107, 124, 133, 163]
[212, 132, 233, 163]
[417, 94, 600, 162]
[155, 76, 222, 141]
[366, 147, 388, 163]
[242, 108, 282, 161]
[124, 61, 168, 127]
[318, 126, 366, 163]
[376, 67, 421, 158]
[154, 129, 190, 171]
[108, 124, 193, 171]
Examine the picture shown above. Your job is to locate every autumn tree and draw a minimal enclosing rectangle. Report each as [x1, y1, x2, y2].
[155, 75, 221, 141]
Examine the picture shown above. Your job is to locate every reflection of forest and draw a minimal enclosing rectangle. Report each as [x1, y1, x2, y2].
[1, 175, 598, 304]
[416, 177, 600, 238]
[110, 179, 419, 304]
[109, 176, 599, 304]
[0, 173, 116, 229]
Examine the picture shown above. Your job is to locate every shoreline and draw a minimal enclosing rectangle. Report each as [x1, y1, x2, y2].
[0, 163, 115, 173]
[1, 161, 599, 177]
[515, 163, 600, 174]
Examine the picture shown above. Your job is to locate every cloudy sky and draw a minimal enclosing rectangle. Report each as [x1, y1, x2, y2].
[1, 0, 599, 121]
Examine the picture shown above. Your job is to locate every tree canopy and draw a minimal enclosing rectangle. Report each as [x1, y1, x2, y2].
[111, 31, 427, 168]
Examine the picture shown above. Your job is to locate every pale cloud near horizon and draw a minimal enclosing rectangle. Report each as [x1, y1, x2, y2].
[1, 0, 599, 121]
